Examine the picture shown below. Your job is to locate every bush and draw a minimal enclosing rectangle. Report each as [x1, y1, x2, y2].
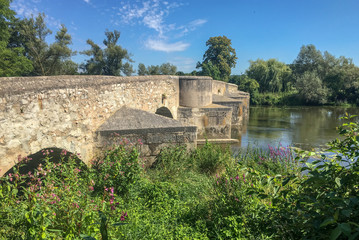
[191, 141, 231, 175]
[91, 143, 142, 196]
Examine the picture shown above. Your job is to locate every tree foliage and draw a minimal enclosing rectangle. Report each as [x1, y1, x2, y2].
[292, 44, 359, 104]
[0, 0, 33, 76]
[198, 36, 237, 81]
[229, 75, 259, 95]
[20, 14, 77, 75]
[246, 58, 292, 93]
[81, 30, 134, 76]
[137, 62, 177, 75]
[296, 71, 328, 104]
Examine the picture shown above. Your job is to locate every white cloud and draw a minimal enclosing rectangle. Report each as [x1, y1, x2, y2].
[170, 56, 196, 72]
[189, 19, 207, 28]
[115, 0, 206, 52]
[11, 0, 61, 28]
[11, 0, 39, 18]
[83, 0, 90, 3]
[145, 39, 190, 52]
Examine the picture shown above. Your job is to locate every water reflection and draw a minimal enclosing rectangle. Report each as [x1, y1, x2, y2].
[233, 106, 359, 151]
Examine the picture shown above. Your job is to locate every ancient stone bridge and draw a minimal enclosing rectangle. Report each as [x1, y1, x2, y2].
[0, 75, 249, 175]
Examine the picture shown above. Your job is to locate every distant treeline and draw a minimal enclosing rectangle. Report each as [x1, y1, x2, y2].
[227, 45, 359, 106]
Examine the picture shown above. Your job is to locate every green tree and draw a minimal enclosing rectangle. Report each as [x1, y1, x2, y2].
[292, 44, 323, 77]
[292, 44, 359, 104]
[199, 62, 221, 80]
[47, 25, 77, 75]
[246, 58, 292, 93]
[146, 65, 160, 75]
[21, 14, 76, 75]
[20, 13, 52, 75]
[137, 62, 177, 75]
[159, 62, 177, 75]
[81, 30, 134, 76]
[0, 0, 33, 76]
[197, 36, 237, 81]
[296, 71, 328, 104]
[229, 75, 259, 94]
[137, 63, 147, 75]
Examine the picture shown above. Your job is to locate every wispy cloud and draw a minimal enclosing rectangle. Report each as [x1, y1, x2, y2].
[170, 56, 196, 72]
[11, 0, 61, 28]
[11, 0, 39, 18]
[145, 39, 190, 52]
[176, 18, 207, 37]
[83, 0, 90, 3]
[114, 0, 206, 52]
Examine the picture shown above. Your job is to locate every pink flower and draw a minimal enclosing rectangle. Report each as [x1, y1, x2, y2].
[120, 212, 128, 221]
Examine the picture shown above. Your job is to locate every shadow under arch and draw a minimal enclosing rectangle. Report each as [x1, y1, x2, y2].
[155, 106, 173, 119]
[2, 147, 86, 177]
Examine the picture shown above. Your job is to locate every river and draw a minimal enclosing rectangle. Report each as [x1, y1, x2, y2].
[233, 106, 359, 152]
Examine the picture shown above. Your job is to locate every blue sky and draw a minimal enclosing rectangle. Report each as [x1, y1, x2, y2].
[10, 0, 359, 75]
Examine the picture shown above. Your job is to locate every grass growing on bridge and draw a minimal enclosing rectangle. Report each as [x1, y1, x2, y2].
[1, 117, 359, 239]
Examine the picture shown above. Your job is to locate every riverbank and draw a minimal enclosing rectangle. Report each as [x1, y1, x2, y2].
[251, 91, 359, 107]
[1, 119, 358, 239]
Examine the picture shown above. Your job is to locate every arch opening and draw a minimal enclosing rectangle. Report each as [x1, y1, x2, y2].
[2, 147, 86, 178]
[155, 107, 173, 119]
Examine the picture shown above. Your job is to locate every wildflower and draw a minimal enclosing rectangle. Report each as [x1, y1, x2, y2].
[120, 212, 128, 221]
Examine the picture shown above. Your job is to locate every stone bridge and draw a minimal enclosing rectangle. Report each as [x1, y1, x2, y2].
[0, 75, 249, 175]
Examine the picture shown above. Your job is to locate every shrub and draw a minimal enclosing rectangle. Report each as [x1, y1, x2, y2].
[191, 141, 231, 175]
[91, 142, 142, 196]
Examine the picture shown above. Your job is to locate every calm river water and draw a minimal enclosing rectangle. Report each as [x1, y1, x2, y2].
[233, 106, 359, 151]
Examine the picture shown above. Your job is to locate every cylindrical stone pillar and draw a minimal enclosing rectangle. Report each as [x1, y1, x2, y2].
[179, 76, 212, 107]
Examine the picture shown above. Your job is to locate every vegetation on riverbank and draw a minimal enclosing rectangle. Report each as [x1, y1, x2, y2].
[229, 45, 359, 106]
[1, 116, 359, 239]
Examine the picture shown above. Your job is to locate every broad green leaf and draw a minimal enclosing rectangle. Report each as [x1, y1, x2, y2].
[341, 210, 351, 217]
[334, 209, 339, 221]
[330, 226, 342, 240]
[339, 223, 351, 237]
[335, 177, 341, 187]
[320, 218, 335, 228]
[349, 232, 359, 240]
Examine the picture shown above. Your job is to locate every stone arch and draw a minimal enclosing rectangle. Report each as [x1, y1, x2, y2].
[155, 106, 173, 119]
[2, 147, 86, 177]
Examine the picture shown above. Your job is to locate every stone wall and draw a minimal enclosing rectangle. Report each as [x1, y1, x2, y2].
[0, 75, 179, 175]
[212, 80, 239, 96]
[177, 105, 232, 139]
